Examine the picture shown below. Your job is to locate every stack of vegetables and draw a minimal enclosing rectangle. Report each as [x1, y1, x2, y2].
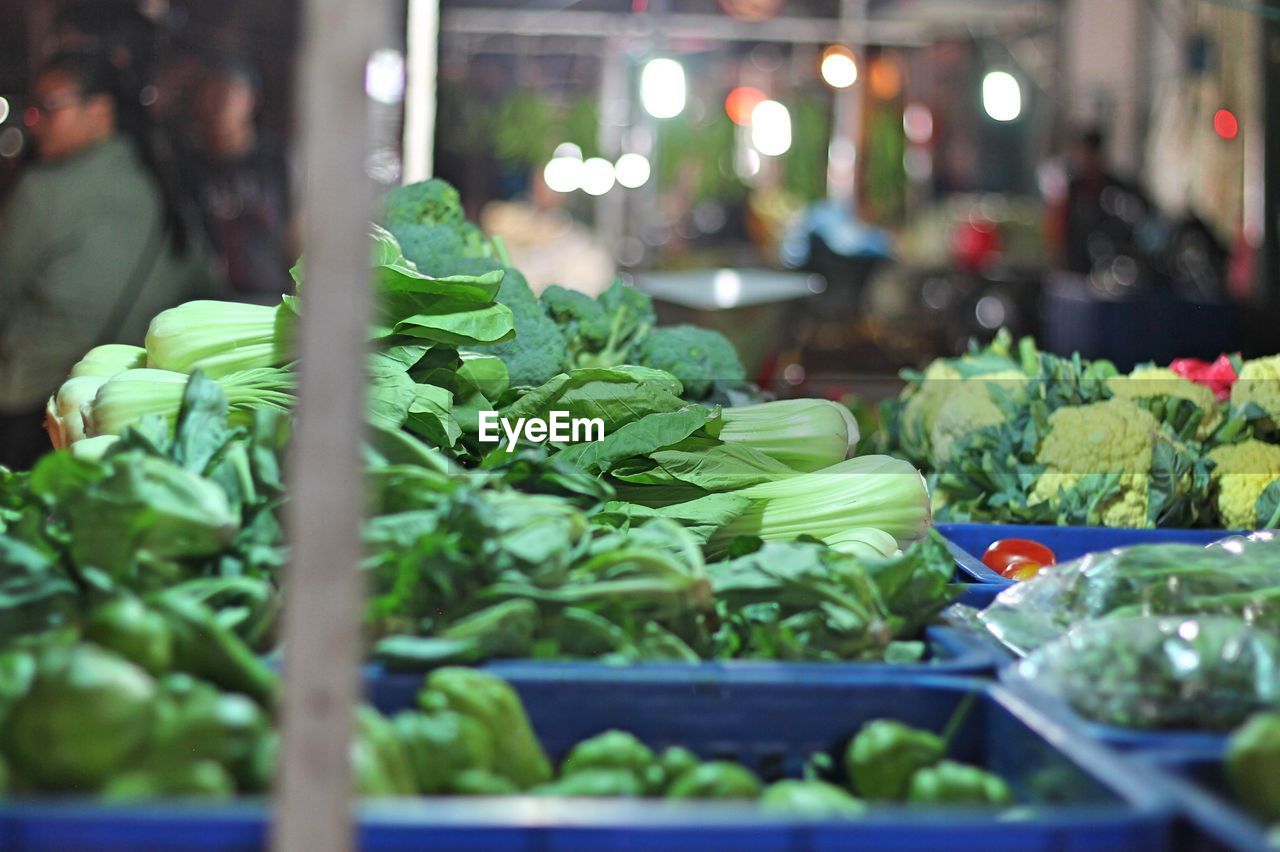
[879, 330, 1280, 529]
[38, 178, 933, 561]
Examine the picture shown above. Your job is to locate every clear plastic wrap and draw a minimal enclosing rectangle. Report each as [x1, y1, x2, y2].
[979, 537, 1280, 656]
[1003, 616, 1280, 730]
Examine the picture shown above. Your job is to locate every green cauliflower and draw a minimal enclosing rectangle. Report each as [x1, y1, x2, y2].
[1232, 355, 1280, 430]
[927, 369, 1026, 469]
[1030, 398, 1160, 528]
[1205, 440, 1280, 529]
[1107, 366, 1222, 440]
[632, 325, 745, 400]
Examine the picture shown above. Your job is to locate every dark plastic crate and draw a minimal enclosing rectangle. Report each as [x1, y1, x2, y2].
[1133, 750, 1271, 852]
[939, 523, 1237, 586]
[0, 677, 1176, 851]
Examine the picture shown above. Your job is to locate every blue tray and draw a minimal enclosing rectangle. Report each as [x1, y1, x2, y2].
[0, 677, 1175, 851]
[939, 523, 1238, 586]
[1132, 749, 1271, 852]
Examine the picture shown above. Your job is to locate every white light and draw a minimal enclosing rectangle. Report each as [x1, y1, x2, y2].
[614, 153, 651, 189]
[750, 100, 791, 157]
[544, 157, 583, 193]
[365, 49, 405, 105]
[712, 268, 742, 307]
[820, 52, 858, 89]
[641, 58, 686, 119]
[553, 142, 583, 161]
[982, 71, 1022, 122]
[0, 97, 11, 124]
[903, 103, 933, 143]
[581, 157, 616, 196]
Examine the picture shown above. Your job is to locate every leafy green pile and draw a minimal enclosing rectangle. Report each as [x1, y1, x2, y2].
[380, 179, 750, 402]
[1005, 615, 1280, 730]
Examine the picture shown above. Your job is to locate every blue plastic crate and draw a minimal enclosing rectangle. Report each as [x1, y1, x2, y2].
[939, 523, 1238, 586]
[1132, 749, 1271, 852]
[0, 676, 1176, 851]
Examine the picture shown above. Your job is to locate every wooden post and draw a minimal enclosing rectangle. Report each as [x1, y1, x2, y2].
[404, 0, 441, 182]
[271, 0, 387, 848]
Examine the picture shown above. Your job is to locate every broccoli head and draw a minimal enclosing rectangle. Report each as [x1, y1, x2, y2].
[474, 268, 567, 387]
[387, 222, 500, 279]
[632, 325, 746, 400]
[539, 281, 655, 369]
[380, 179, 466, 228]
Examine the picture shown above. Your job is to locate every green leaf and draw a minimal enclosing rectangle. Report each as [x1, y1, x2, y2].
[555, 407, 714, 473]
[172, 371, 230, 474]
[404, 383, 461, 448]
[394, 300, 516, 347]
[1257, 481, 1280, 529]
[501, 366, 686, 437]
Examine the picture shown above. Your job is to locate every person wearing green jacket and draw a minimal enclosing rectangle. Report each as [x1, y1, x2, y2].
[0, 51, 215, 469]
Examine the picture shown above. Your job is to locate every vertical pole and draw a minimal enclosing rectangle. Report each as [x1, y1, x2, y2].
[598, 34, 628, 262]
[272, 0, 386, 848]
[404, 0, 441, 182]
[1263, 3, 1280, 307]
[827, 0, 866, 210]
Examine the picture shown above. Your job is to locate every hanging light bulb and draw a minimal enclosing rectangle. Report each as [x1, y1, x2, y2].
[641, 58, 686, 119]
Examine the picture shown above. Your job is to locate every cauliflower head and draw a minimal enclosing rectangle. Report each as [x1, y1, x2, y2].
[1206, 439, 1280, 529]
[1030, 398, 1161, 528]
[1107, 366, 1222, 440]
[1231, 355, 1280, 428]
[898, 361, 960, 462]
[927, 369, 1027, 468]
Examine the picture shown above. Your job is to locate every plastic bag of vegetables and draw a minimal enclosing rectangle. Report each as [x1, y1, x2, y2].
[979, 536, 1280, 655]
[1002, 615, 1280, 730]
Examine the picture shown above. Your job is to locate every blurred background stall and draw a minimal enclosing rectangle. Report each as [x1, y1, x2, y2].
[1, 0, 1275, 409]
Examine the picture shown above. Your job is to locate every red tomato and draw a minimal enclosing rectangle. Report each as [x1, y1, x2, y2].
[998, 557, 1045, 581]
[982, 539, 1056, 574]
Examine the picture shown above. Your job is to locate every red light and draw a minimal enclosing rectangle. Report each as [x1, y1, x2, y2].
[725, 87, 766, 126]
[1214, 108, 1238, 140]
[24, 106, 39, 127]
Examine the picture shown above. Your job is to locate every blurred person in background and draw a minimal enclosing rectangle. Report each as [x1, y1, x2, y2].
[180, 55, 296, 305]
[0, 52, 213, 470]
[1054, 128, 1145, 275]
[479, 166, 614, 297]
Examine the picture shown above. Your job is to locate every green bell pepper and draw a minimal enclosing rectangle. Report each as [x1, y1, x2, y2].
[533, 768, 644, 797]
[1, 644, 156, 791]
[561, 730, 654, 778]
[448, 768, 521, 795]
[101, 758, 235, 800]
[643, 745, 700, 795]
[666, 761, 762, 799]
[1227, 712, 1280, 822]
[760, 780, 867, 818]
[420, 667, 551, 789]
[356, 706, 418, 796]
[85, 596, 173, 677]
[846, 719, 944, 800]
[394, 709, 496, 794]
[150, 673, 268, 791]
[906, 760, 1012, 806]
